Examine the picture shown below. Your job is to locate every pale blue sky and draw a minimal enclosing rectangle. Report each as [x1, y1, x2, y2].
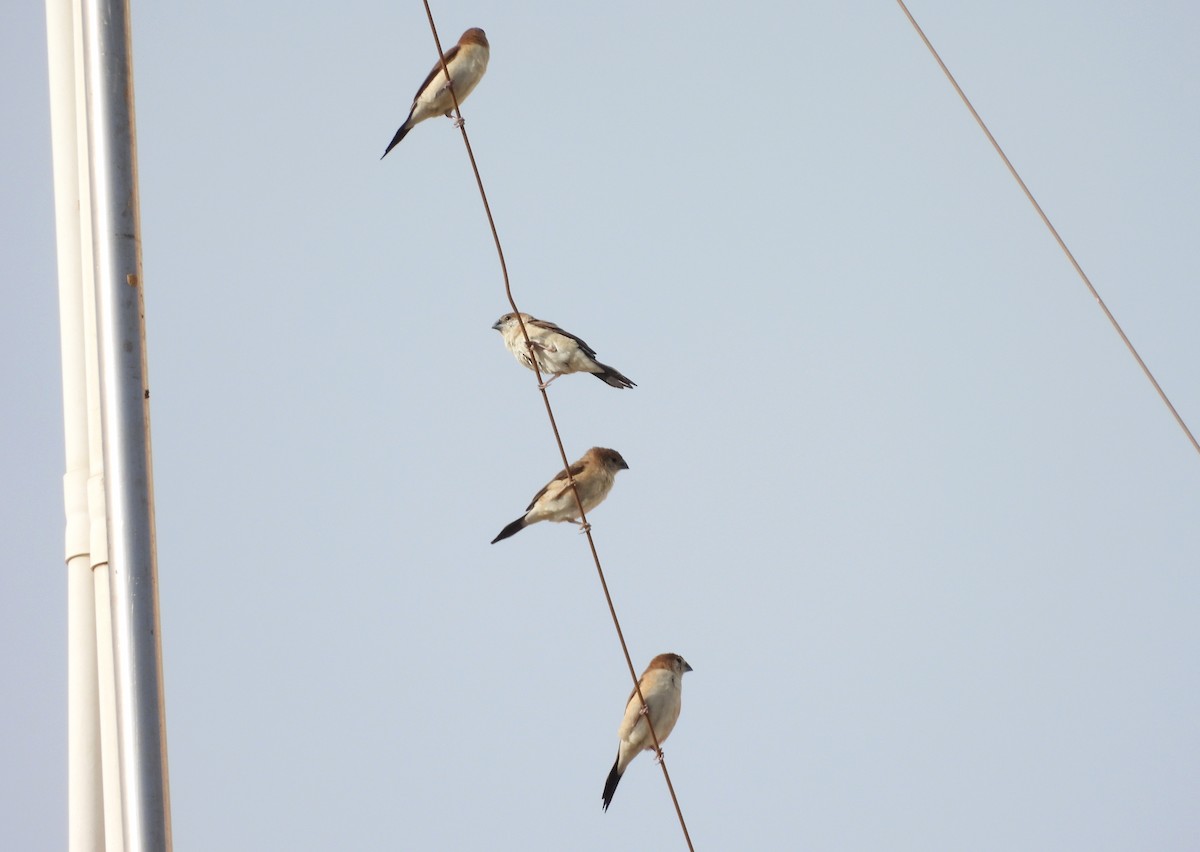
[5, 2, 1199, 849]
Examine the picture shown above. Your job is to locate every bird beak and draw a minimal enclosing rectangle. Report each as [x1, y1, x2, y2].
[683, 661, 694, 673]
[618, 459, 630, 470]
[491, 319, 502, 331]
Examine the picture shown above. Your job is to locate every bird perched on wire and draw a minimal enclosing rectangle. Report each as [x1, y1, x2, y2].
[381, 27, 490, 158]
[492, 312, 636, 389]
[490, 447, 629, 544]
[602, 653, 693, 812]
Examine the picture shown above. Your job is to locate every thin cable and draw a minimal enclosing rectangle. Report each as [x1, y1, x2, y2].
[418, 5, 694, 846]
[896, 0, 1200, 458]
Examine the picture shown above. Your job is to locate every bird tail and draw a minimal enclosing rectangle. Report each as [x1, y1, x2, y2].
[490, 516, 528, 544]
[601, 757, 622, 811]
[381, 122, 413, 159]
[592, 362, 636, 389]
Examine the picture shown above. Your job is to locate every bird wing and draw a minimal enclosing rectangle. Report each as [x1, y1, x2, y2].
[617, 679, 653, 742]
[528, 318, 599, 359]
[410, 43, 462, 105]
[524, 459, 587, 511]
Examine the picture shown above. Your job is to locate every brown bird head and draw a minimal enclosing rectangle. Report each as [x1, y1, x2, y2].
[591, 447, 629, 472]
[647, 653, 693, 676]
[459, 27, 488, 48]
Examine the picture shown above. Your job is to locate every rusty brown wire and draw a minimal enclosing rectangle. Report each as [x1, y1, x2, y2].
[417, 5, 695, 847]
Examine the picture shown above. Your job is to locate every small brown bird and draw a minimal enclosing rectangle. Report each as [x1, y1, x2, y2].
[492, 312, 635, 389]
[602, 653, 693, 812]
[490, 447, 629, 544]
[382, 27, 490, 157]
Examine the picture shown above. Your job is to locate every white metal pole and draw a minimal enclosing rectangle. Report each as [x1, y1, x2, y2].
[77, 29, 128, 842]
[92, 563, 127, 852]
[77, 7, 127, 836]
[46, 0, 106, 848]
[74, 7, 128, 834]
[79, 0, 172, 848]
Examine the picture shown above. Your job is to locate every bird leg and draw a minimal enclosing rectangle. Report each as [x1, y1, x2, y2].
[578, 523, 592, 535]
[653, 750, 666, 766]
[537, 373, 562, 390]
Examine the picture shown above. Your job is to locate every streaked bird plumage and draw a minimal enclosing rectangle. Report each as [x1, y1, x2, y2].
[492, 312, 635, 389]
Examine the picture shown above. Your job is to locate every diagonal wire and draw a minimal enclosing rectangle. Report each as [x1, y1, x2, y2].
[417, 4, 695, 846]
[896, 0, 1199, 458]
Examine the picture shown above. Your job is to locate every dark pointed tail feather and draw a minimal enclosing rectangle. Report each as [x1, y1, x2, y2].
[601, 759, 622, 811]
[381, 123, 412, 159]
[592, 362, 636, 389]
[490, 516, 527, 544]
